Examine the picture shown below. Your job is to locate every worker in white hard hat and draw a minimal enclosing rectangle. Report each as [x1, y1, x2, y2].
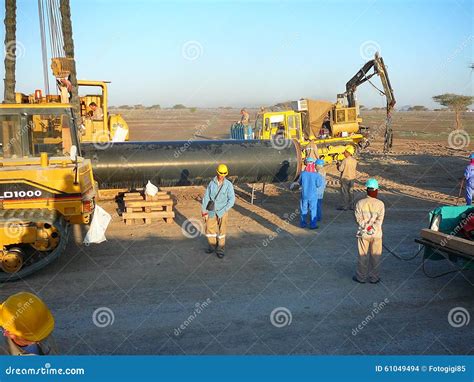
[0, 292, 55, 355]
[353, 178, 385, 284]
[201, 164, 235, 258]
[337, 145, 357, 211]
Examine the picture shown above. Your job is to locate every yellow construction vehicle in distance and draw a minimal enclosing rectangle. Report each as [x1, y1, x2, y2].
[15, 80, 130, 145]
[77, 80, 129, 143]
[255, 53, 396, 162]
[0, 102, 96, 281]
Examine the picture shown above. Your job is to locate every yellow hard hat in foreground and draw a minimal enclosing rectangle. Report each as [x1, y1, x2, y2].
[0, 292, 54, 342]
[345, 145, 355, 155]
[217, 164, 228, 176]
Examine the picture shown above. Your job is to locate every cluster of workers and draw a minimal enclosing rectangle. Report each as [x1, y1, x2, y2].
[2, 152, 473, 355]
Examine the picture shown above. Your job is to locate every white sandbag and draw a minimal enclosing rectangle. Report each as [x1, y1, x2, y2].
[83, 205, 112, 244]
[145, 180, 158, 196]
[111, 125, 128, 142]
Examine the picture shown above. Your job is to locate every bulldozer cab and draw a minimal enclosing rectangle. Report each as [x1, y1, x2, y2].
[78, 80, 109, 143]
[0, 104, 79, 159]
[77, 80, 129, 143]
[255, 110, 303, 143]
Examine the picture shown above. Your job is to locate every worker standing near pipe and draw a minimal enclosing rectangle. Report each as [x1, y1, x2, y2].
[462, 153, 474, 205]
[0, 292, 55, 355]
[202, 164, 235, 258]
[337, 146, 357, 211]
[315, 159, 326, 222]
[299, 158, 322, 229]
[353, 179, 385, 284]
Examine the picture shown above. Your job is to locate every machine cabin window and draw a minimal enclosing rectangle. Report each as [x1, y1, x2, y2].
[0, 109, 76, 159]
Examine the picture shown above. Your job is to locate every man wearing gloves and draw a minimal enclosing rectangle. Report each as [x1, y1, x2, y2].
[202, 164, 235, 258]
[353, 178, 385, 284]
[299, 158, 323, 229]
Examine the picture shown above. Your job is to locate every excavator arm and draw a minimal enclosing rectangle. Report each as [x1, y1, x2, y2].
[344, 52, 396, 111]
[343, 53, 396, 152]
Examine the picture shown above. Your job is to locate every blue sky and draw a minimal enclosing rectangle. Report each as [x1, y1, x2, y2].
[1, 0, 473, 108]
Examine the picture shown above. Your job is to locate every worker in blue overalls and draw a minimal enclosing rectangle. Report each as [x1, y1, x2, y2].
[463, 153, 474, 205]
[299, 158, 323, 229]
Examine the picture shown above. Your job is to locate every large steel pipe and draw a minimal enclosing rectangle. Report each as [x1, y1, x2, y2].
[81, 140, 301, 189]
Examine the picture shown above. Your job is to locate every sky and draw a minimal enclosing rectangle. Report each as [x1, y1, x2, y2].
[0, 0, 473, 108]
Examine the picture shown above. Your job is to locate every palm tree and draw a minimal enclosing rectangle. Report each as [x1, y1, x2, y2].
[3, 0, 16, 103]
[59, 0, 80, 117]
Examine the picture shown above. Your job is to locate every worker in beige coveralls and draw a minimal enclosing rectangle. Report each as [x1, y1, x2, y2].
[353, 178, 385, 284]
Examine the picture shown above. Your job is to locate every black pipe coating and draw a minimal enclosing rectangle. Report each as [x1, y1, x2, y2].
[81, 139, 301, 189]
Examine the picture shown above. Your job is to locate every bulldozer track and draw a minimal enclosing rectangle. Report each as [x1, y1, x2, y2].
[0, 209, 69, 282]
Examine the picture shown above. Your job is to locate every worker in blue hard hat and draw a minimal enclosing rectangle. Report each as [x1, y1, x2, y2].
[353, 178, 385, 284]
[461, 153, 474, 205]
[299, 157, 323, 229]
[315, 159, 326, 222]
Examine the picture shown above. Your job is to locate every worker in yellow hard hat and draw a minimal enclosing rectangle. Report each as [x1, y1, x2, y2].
[0, 292, 55, 355]
[201, 164, 235, 258]
[336, 145, 358, 211]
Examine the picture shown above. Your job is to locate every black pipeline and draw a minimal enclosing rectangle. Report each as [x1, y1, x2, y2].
[81, 139, 301, 189]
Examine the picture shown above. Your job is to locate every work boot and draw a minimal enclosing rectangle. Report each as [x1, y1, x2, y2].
[205, 245, 215, 254]
[216, 246, 225, 259]
[300, 214, 307, 228]
[352, 275, 366, 284]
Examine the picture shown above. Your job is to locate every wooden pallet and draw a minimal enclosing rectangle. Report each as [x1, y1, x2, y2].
[121, 192, 175, 225]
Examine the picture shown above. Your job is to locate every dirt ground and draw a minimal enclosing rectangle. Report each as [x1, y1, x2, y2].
[1, 110, 473, 355]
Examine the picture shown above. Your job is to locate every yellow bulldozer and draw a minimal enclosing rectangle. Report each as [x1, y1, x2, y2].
[0, 102, 96, 281]
[254, 53, 396, 162]
[15, 79, 130, 145]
